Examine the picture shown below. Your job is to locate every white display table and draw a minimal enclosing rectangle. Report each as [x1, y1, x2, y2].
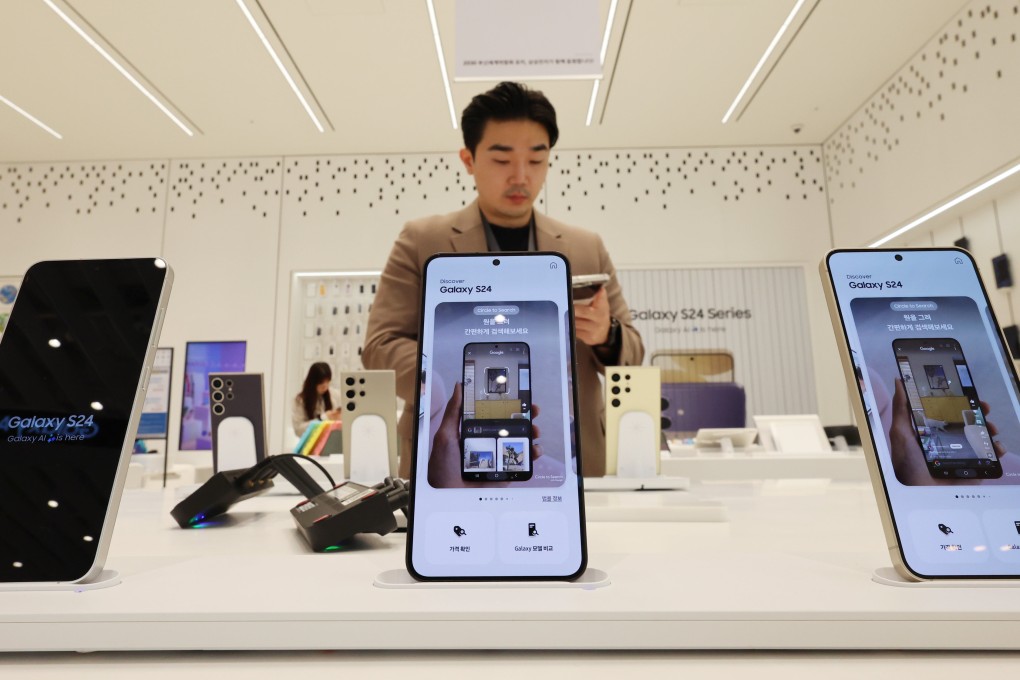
[661, 449, 868, 482]
[2, 481, 1019, 655]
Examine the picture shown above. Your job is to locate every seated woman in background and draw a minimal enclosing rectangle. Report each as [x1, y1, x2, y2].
[292, 362, 342, 436]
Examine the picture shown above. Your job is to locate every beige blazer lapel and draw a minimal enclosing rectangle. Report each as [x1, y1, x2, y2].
[534, 212, 564, 253]
[448, 201, 487, 252]
[447, 203, 566, 255]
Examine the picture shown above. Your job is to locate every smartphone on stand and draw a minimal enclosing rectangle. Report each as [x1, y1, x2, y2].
[0, 258, 172, 584]
[406, 253, 587, 581]
[822, 248, 1020, 580]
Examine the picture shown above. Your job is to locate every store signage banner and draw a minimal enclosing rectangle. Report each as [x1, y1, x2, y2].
[455, 0, 602, 81]
[617, 266, 818, 425]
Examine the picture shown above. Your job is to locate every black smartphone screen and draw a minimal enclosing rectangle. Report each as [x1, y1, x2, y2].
[0, 259, 170, 583]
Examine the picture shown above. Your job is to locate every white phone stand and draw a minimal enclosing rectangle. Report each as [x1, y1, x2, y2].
[216, 416, 258, 472]
[374, 568, 611, 589]
[0, 570, 122, 592]
[615, 411, 659, 478]
[348, 414, 392, 483]
[872, 567, 1020, 588]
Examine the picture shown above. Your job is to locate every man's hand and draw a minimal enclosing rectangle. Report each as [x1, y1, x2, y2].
[889, 379, 1004, 486]
[427, 383, 465, 489]
[574, 287, 612, 346]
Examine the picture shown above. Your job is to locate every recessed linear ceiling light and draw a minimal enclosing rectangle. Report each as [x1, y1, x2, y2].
[721, 0, 809, 124]
[586, 0, 619, 126]
[869, 161, 1020, 247]
[235, 0, 327, 133]
[0, 94, 62, 139]
[426, 0, 458, 129]
[42, 0, 196, 137]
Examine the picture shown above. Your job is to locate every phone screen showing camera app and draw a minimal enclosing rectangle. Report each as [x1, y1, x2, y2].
[892, 338, 999, 476]
[826, 249, 1020, 578]
[461, 342, 532, 481]
[407, 253, 587, 581]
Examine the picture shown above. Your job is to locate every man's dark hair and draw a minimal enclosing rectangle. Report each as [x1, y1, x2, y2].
[461, 81, 559, 155]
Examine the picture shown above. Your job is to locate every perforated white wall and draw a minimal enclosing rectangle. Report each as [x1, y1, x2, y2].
[823, 0, 1020, 355]
[548, 147, 828, 265]
[825, 0, 1020, 247]
[1, 161, 166, 274]
[1, 141, 840, 457]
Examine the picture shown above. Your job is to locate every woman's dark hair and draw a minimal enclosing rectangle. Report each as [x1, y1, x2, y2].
[461, 81, 559, 155]
[301, 361, 333, 420]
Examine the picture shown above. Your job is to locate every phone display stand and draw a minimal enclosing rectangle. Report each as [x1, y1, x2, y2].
[604, 367, 661, 478]
[341, 371, 398, 482]
[209, 373, 267, 473]
[0, 570, 121, 592]
[348, 414, 392, 482]
[616, 412, 659, 477]
[374, 568, 610, 589]
[872, 567, 1020, 588]
[215, 417, 258, 471]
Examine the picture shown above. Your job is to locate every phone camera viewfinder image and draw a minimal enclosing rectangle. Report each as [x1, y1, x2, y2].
[461, 342, 533, 482]
[893, 338, 1002, 480]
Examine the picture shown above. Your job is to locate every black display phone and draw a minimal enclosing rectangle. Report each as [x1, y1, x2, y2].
[892, 338, 1001, 479]
[0, 259, 172, 583]
[460, 342, 533, 481]
[209, 372, 267, 473]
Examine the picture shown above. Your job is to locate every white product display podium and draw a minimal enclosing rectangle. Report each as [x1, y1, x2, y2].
[2, 482, 1020, 653]
[661, 448, 868, 482]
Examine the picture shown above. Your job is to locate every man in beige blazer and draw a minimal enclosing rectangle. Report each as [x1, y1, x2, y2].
[363, 82, 642, 478]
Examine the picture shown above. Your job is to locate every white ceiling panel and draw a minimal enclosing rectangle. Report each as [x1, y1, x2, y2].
[0, 0, 972, 162]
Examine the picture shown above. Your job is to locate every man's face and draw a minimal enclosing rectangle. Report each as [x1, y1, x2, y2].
[459, 119, 550, 227]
